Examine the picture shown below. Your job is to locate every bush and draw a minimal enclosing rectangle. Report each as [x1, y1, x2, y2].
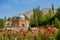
[56, 29, 60, 40]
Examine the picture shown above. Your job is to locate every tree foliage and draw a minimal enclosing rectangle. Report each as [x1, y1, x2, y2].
[0, 19, 5, 28]
[8, 17, 12, 21]
[30, 6, 42, 27]
[56, 7, 60, 20]
[25, 15, 30, 20]
[52, 3, 54, 14]
[4, 16, 7, 22]
[30, 4, 59, 27]
[54, 17, 60, 28]
[56, 29, 60, 40]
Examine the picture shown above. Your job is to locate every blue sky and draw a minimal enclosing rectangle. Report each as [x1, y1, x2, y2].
[0, 0, 60, 18]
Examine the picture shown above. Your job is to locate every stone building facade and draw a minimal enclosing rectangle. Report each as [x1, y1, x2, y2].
[12, 15, 29, 30]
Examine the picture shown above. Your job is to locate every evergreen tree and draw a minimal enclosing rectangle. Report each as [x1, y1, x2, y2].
[0, 19, 5, 28]
[52, 4, 54, 14]
[4, 16, 7, 22]
[54, 17, 60, 28]
[30, 6, 47, 27]
[12, 17, 16, 21]
[46, 9, 54, 20]
[33, 6, 43, 27]
[33, 7, 39, 27]
[45, 9, 56, 27]
[30, 18, 35, 27]
[56, 7, 60, 20]
[37, 7, 43, 26]
[30, 6, 56, 27]
[8, 17, 12, 21]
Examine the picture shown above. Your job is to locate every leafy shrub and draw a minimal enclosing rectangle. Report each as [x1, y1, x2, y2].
[56, 29, 60, 40]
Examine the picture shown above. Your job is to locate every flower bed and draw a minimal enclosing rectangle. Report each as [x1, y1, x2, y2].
[0, 27, 59, 40]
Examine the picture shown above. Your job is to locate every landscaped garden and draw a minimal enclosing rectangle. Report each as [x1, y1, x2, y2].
[0, 26, 59, 40]
[0, 4, 60, 40]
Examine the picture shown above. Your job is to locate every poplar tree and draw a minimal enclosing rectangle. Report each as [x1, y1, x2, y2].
[33, 8, 39, 27]
[52, 4, 54, 14]
[0, 19, 5, 28]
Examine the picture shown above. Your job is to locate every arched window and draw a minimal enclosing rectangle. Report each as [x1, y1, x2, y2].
[22, 24, 24, 27]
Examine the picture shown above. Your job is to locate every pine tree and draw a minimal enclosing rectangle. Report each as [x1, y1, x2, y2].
[52, 4, 54, 14]
[4, 16, 7, 22]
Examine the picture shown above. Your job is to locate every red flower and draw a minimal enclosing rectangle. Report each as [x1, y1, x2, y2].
[44, 27, 53, 35]
[53, 34, 56, 36]
[29, 36, 33, 38]
[2, 29, 6, 33]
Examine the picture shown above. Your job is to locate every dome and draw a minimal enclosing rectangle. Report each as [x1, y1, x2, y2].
[16, 15, 25, 19]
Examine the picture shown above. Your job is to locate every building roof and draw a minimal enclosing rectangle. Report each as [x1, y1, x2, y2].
[16, 15, 25, 19]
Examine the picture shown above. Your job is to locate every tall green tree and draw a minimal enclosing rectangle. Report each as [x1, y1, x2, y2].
[54, 17, 60, 28]
[30, 6, 41, 27]
[30, 6, 57, 27]
[4, 16, 7, 22]
[30, 18, 35, 27]
[37, 7, 43, 26]
[56, 7, 60, 20]
[52, 4, 54, 14]
[12, 17, 16, 21]
[46, 9, 54, 21]
[30, 6, 47, 27]
[0, 19, 5, 28]
[33, 8, 39, 27]
[8, 17, 12, 21]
